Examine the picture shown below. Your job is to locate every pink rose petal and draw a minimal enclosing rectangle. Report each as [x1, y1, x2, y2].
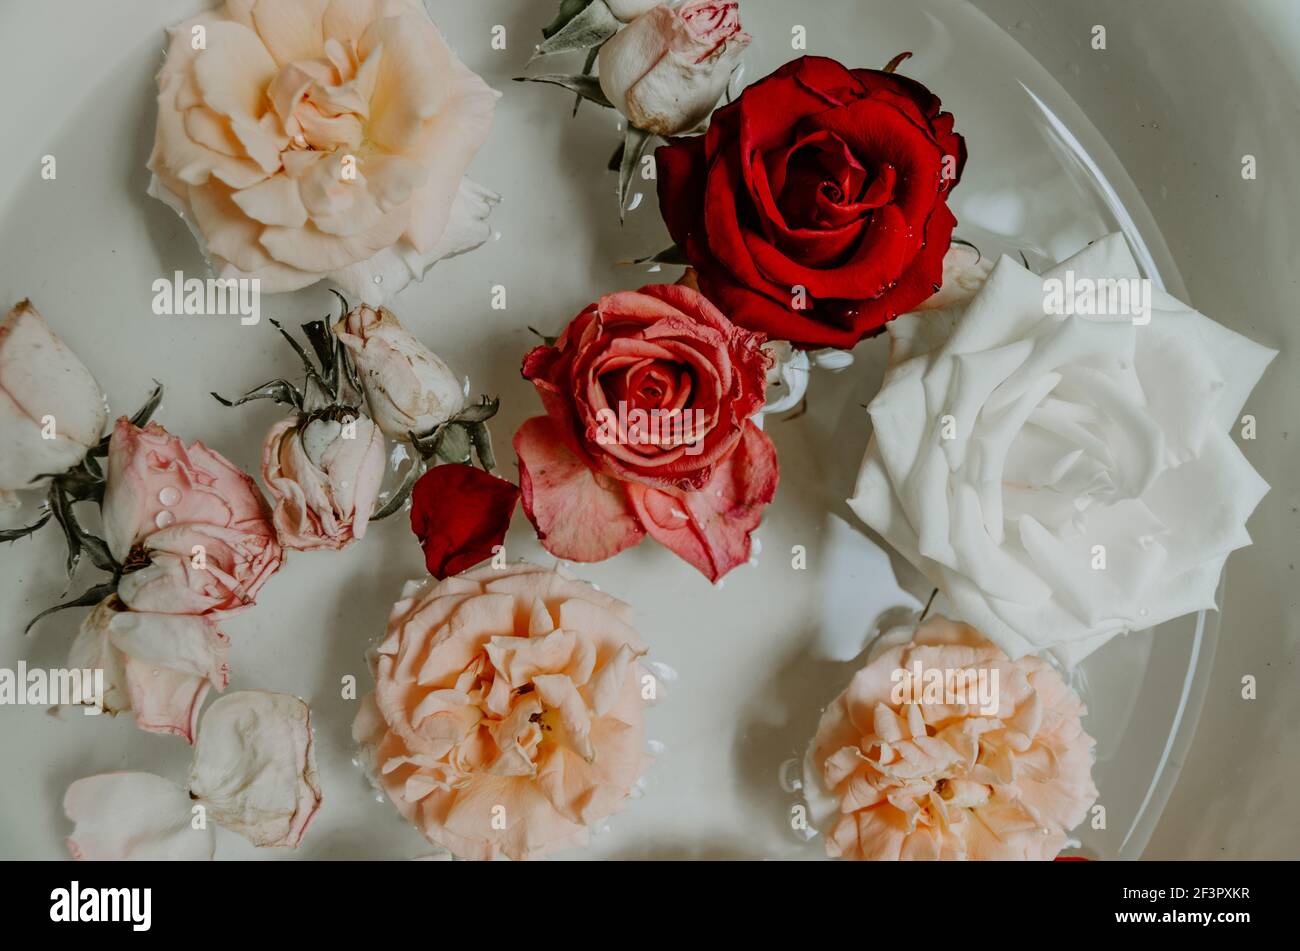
[626, 422, 777, 581]
[188, 691, 322, 849]
[514, 415, 646, 562]
[64, 772, 214, 861]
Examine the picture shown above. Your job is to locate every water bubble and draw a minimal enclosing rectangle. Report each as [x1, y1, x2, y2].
[158, 486, 181, 507]
[372, 275, 383, 285]
[778, 757, 804, 794]
[155, 510, 176, 529]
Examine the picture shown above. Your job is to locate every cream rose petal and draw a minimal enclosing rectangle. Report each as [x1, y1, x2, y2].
[188, 690, 322, 848]
[64, 773, 215, 861]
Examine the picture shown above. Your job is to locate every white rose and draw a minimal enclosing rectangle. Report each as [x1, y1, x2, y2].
[850, 234, 1276, 665]
[333, 305, 464, 438]
[597, 1, 750, 136]
[0, 300, 107, 508]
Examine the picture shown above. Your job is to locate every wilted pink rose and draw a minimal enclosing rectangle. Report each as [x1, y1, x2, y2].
[597, 1, 750, 135]
[0, 300, 106, 508]
[353, 563, 651, 860]
[148, 0, 498, 301]
[103, 418, 281, 615]
[262, 410, 385, 551]
[333, 304, 465, 438]
[805, 616, 1098, 860]
[70, 595, 230, 744]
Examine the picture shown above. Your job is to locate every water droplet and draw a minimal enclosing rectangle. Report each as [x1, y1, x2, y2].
[372, 274, 383, 285]
[158, 486, 181, 507]
[154, 510, 176, 529]
[778, 757, 804, 793]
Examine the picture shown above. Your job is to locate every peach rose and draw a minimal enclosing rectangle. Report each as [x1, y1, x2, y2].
[103, 418, 282, 616]
[353, 563, 651, 860]
[261, 409, 385, 550]
[0, 300, 106, 509]
[148, 0, 498, 301]
[805, 616, 1097, 860]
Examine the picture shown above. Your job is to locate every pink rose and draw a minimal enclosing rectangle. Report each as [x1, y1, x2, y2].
[353, 564, 651, 860]
[515, 283, 778, 582]
[148, 0, 498, 301]
[103, 419, 281, 615]
[0, 300, 106, 508]
[69, 595, 230, 743]
[597, 1, 750, 135]
[805, 616, 1098, 860]
[262, 410, 385, 551]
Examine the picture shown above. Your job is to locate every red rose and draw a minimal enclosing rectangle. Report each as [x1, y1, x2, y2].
[656, 55, 966, 349]
[514, 283, 778, 582]
[409, 464, 519, 579]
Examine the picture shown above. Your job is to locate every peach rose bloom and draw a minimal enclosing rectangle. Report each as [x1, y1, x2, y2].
[148, 0, 497, 301]
[103, 418, 282, 616]
[354, 563, 651, 860]
[806, 616, 1097, 860]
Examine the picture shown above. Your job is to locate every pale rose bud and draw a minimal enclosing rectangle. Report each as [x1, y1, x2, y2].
[333, 305, 465, 439]
[597, 1, 751, 136]
[261, 411, 386, 552]
[0, 300, 107, 506]
[606, 0, 661, 21]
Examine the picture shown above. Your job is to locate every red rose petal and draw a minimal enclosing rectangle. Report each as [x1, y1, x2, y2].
[514, 416, 646, 563]
[409, 463, 520, 580]
[626, 423, 778, 582]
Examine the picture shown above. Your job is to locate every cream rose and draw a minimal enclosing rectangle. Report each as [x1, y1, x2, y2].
[148, 0, 498, 302]
[353, 563, 651, 860]
[850, 234, 1276, 664]
[0, 300, 106, 509]
[804, 616, 1097, 860]
[333, 304, 464, 438]
[597, 1, 750, 136]
[261, 409, 385, 550]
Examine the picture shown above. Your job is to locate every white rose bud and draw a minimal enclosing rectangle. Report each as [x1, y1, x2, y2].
[0, 299, 107, 508]
[333, 305, 465, 439]
[598, 1, 751, 136]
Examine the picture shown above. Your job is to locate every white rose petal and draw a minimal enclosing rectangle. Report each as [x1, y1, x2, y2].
[849, 233, 1276, 665]
[64, 773, 214, 861]
[189, 691, 322, 849]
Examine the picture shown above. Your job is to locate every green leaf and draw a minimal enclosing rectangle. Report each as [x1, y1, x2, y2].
[211, 379, 304, 412]
[0, 510, 52, 543]
[26, 581, 117, 636]
[370, 455, 425, 522]
[619, 126, 654, 222]
[434, 424, 472, 465]
[452, 396, 501, 425]
[514, 74, 613, 110]
[543, 0, 597, 38]
[469, 422, 497, 473]
[632, 245, 689, 266]
[532, 0, 619, 60]
[574, 46, 601, 117]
